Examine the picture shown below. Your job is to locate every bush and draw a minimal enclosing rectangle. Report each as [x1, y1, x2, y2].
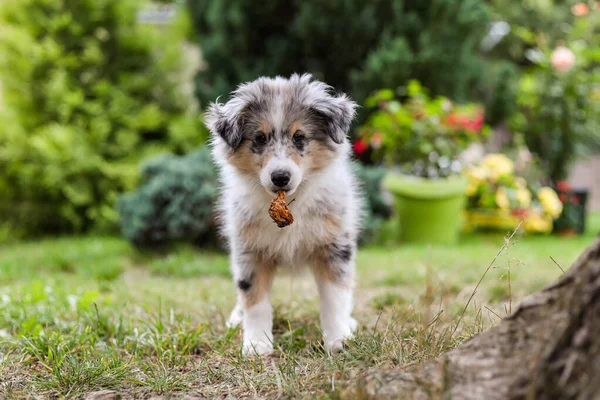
[0, 0, 204, 236]
[353, 163, 392, 245]
[187, 0, 490, 110]
[509, 11, 600, 182]
[118, 147, 218, 248]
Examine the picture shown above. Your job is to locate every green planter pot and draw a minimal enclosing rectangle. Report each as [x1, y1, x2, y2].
[383, 172, 468, 245]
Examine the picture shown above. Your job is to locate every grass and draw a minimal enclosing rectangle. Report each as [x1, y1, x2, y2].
[0, 213, 598, 398]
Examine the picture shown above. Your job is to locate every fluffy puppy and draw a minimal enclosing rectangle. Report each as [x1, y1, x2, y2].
[206, 73, 361, 355]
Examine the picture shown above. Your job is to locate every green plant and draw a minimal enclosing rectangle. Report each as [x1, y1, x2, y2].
[118, 147, 219, 248]
[352, 163, 392, 245]
[509, 6, 600, 182]
[358, 81, 488, 178]
[0, 0, 202, 236]
[187, 0, 490, 111]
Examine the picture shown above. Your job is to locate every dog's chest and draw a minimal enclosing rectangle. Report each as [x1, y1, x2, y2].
[235, 197, 343, 261]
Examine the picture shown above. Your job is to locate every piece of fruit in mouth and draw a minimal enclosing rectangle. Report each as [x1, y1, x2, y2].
[268, 190, 294, 228]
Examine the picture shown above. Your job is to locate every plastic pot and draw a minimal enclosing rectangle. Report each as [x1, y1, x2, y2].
[382, 172, 468, 245]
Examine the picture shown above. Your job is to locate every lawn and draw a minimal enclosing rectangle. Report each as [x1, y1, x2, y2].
[1, 214, 599, 398]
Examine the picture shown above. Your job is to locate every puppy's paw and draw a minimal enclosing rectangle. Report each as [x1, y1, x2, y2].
[325, 337, 346, 353]
[242, 340, 273, 356]
[226, 307, 243, 328]
[323, 317, 358, 353]
[348, 317, 358, 332]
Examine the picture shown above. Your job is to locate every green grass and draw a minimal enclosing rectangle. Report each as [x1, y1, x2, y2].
[0, 213, 598, 398]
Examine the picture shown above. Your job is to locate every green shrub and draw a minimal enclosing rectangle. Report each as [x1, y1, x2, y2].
[187, 0, 490, 110]
[353, 162, 392, 245]
[0, 0, 203, 236]
[118, 147, 219, 248]
[509, 12, 600, 182]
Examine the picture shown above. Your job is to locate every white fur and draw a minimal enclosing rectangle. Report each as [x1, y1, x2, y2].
[214, 146, 360, 264]
[316, 279, 357, 351]
[243, 295, 274, 355]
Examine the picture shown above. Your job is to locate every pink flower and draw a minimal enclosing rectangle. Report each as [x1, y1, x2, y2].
[518, 148, 532, 164]
[572, 2, 590, 16]
[551, 46, 576, 72]
[371, 133, 383, 149]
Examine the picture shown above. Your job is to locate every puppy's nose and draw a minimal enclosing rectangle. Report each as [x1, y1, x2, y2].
[271, 170, 291, 188]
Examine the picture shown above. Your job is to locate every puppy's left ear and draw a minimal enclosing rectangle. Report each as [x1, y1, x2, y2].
[205, 101, 244, 149]
[313, 94, 358, 144]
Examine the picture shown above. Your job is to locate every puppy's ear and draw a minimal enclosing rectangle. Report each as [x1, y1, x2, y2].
[312, 94, 358, 144]
[205, 101, 244, 149]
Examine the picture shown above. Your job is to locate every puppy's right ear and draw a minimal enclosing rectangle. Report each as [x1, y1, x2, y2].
[205, 102, 243, 149]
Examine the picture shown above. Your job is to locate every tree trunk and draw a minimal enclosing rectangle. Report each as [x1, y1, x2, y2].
[363, 236, 600, 400]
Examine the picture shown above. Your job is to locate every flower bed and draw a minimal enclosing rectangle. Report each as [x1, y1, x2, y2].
[464, 154, 562, 234]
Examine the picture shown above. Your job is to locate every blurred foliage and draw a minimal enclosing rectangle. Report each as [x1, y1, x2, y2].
[0, 0, 206, 236]
[487, 0, 576, 66]
[509, 8, 600, 182]
[118, 147, 218, 248]
[359, 81, 489, 178]
[478, 61, 520, 127]
[472, 1, 587, 127]
[187, 0, 490, 112]
[352, 163, 392, 245]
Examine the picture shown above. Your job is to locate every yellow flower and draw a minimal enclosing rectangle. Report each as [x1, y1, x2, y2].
[466, 182, 478, 196]
[514, 177, 527, 189]
[466, 166, 487, 182]
[481, 154, 514, 181]
[523, 214, 552, 233]
[538, 187, 563, 218]
[516, 188, 532, 208]
[496, 187, 510, 209]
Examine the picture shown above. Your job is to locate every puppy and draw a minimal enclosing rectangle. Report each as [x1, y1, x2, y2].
[206, 73, 361, 355]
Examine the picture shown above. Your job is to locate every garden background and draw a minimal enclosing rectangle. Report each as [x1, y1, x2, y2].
[0, 0, 599, 398]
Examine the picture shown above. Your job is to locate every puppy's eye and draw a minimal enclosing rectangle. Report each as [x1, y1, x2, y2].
[254, 133, 268, 145]
[292, 132, 305, 144]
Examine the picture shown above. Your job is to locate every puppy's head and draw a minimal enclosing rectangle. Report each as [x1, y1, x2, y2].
[206, 73, 357, 195]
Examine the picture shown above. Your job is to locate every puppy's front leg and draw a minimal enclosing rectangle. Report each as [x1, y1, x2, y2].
[312, 242, 357, 352]
[230, 251, 276, 356]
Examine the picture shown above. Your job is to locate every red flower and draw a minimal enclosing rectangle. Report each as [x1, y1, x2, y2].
[353, 138, 369, 155]
[469, 112, 485, 132]
[444, 110, 484, 133]
[444, 113, 465, 128]
[559, 193, 567, 204]
[511, 208, 529, 218]
[556, 181, 571, 192]
[571, 195, 580, 205]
